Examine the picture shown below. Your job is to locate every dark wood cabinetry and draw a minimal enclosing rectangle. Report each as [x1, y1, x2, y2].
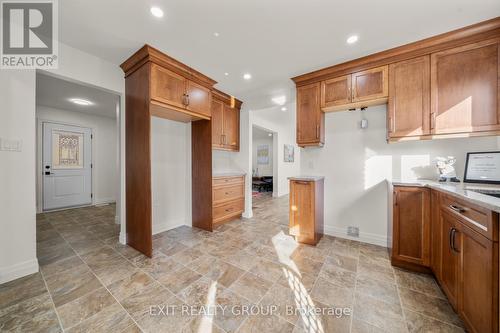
[297, 83, 324, 147]
[289, 178, 324, 245]
[211, 89, 241, 151]
[391, 186, 430, 270]
[293, 18, 500, 146]
[392, 185, 499, 333]
[431, 39, 500, 135]
[388, 56, 431, 138]
[121, 45, 218, 256]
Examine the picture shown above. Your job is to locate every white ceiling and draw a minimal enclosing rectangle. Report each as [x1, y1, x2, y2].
[58, 0, 500, 110]
[36, 73, 120, 118]
[253, 126, 273, 140]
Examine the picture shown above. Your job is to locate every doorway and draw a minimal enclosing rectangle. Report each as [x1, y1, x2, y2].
[252, 125, 278, 199]
[42, 122, 92, 210]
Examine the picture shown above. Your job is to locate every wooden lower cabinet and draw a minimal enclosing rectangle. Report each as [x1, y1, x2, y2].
[392, 185, 499, 333]
[289, 178, 324, 245]
[439, 210, 462, 309]
[391, 186, 431, 270]
[212, 175, 245, 225]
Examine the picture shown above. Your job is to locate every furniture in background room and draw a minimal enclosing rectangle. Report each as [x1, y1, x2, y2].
[252, 176, 273, 192]
[213, 174, 245, 225]
[289, 176, 324, 245]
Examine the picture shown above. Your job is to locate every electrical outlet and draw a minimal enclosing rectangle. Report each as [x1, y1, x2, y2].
[347, 226, 359, 237]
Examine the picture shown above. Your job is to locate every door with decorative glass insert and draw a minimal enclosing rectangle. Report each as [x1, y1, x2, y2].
[43, 122, 92, 211]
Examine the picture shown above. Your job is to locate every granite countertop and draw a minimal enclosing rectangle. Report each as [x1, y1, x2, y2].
[213, 171, 246, 177]
[390, 179, 500, 213]
[288, 176, 325, 181]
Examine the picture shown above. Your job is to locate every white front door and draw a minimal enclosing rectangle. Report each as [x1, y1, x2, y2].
[43, 122, 92, 211]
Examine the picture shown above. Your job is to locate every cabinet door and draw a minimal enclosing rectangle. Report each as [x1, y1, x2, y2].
[223, 105, 239, 150]
[431, 40, 500, 134]
[211, 99, 224, 148]
[289, 181, 315, 243]
[388, 56, 431, 138]
[297, 83, 324, 146]
[150, 64, 187, 109]
[321, 75, 351, 109]
[392, 187, 430, 266]
[459, 224, 498, 333]
[430, 190, 442, 279]
[440, 211, 461, 309]
[352, 66, 388, 102]
[186, 80, 211, 117]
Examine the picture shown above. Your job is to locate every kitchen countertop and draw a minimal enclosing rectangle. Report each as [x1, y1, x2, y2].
[213, 171, 246, 177]
[390, 179, 500, 213]
[288, 176, 325, 181]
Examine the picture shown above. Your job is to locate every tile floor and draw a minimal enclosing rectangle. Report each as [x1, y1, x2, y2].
[0, 196, 465, 332]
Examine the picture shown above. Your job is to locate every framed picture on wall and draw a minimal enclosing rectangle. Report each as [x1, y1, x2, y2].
[257, 145, 269, 164]
[284, 144, 294, 162]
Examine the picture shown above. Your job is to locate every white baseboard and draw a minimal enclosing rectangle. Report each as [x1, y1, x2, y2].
[242, 210, 253, 219]
[119, 231, 126, 245]
[94, 198, 116, 206]
[152, 220, 187, 235]
[114, 215, 120, 225]
[0, 259, 39, 284]
[324, 225, 387, 247]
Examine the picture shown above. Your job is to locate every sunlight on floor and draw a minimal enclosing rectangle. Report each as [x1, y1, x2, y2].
[272, 231, 325, 333]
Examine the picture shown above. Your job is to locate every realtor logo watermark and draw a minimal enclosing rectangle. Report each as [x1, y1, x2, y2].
[1, 0, 58, 69]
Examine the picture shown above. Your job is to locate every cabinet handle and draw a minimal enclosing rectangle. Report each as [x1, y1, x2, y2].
[449, 204, 465, 213]
[182, 94, 188, 106]
[430, 112, 436, 130]
[185, 94, 190, 106]
[448, 227, 453, 252]
[316, 125, 319, 139]
[451, 228, 459, 253]
[394, 191, 398, 206]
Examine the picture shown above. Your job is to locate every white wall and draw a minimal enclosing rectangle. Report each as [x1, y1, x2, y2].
[36, 106, 118, 209]
[252, 135, 274, 177]
[300, 105, 499, 246]
[0, 42, 124, 283]
[252, 103, 301, 197]
[151, 117, 192, 234]
[0, 70, 37, 284]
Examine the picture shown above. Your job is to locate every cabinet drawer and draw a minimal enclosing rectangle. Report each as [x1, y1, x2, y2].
[213, 199, 244, 222]
[440, 194, 497, 241]
[213, 176, 244, 187]
[213, 184, 244, 204]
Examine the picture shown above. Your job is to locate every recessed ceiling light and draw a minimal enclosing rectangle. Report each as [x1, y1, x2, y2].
[150, 6, 164, 18]
[213, 32, 220, 37]
[268, 133, 273, 137]
[224, 72, 229, 76]
[69, 98, 93, 106]
[243, 73, 252, 80]
[281, 107, 287, 112]
[347, 35, 359, 44]
[272, 95, 286, 106]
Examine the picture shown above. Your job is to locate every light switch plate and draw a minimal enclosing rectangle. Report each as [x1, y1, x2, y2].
[0, 138, 23, 152]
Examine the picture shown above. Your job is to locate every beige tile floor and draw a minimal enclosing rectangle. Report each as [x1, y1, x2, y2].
[0, 195, 465, 332]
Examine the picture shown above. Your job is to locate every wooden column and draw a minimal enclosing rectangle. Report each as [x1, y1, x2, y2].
[192, 120, 213, 231]
[125, 63, 153, 257]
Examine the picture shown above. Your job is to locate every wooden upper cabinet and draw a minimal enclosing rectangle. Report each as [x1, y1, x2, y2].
[211, 99, 224, 148]
[223, 105, 239, 149]
[211, 90, 242, 151]
[297, 83, 324, 147]
[352, 65, 388, 102]
[321, 75, 351, 108]
[388, 56, 431, 138]
[150, 64, 187, 109]
[431, 39, 500, 134]
[186, 80, 211, 117]
[392, 186, 431, 268]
